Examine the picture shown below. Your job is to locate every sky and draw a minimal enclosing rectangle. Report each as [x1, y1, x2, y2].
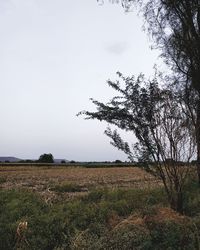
[0, 0, 160, 161]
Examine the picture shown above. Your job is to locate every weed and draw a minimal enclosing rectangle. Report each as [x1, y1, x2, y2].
[52, 182, 82, 193]
[0, 176, 7, 185]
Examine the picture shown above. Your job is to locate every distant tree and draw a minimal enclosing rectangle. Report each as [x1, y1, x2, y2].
[61, 160, 66, 164]
[70, 160, 76, 164]
[18, 160, 25, 163]
[38, 153, 54, 163]
[79, 72, 196, 213]
[25, 159, 33, 163]
[115, 160, 122, 164]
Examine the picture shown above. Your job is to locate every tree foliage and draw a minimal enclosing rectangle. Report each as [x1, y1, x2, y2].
[38, 153, 54, 163]
[99, 0, 200, 89]
[88, 0, 200, 209]
[97, 0, 200, 183]
[79, 72, 196, 212]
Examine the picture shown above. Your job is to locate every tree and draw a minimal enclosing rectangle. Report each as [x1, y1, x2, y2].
[144, 0, 200, 183]
[79, 72, 196, 213]
[99, 0, 200, 183]
[38, 153, 54, 163]
[114, 159, 122, 163]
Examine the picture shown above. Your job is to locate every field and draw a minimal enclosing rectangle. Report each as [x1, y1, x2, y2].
[0, 165, 158, 203]
[1, 165, 200, 249]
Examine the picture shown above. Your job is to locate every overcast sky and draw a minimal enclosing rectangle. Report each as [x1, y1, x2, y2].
[0, 0, 160, 161]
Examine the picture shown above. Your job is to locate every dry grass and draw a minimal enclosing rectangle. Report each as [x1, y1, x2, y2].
[0, 165, 159, 202]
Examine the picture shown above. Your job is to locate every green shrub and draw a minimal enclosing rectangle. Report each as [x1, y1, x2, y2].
[0, 190, 73, 250]
[26, 214, 73, 250]
[0, 176, 7, 184]
[63, 200, 99, 230]
[183, 179, 200, 216]
[70, 223, 108, 250]
[83, 188, 108, 202]
[94, 224, 152, 250]
[2, 186, 197, 250]
[52, 182, 82, 193]
[146, 219, 197, 249]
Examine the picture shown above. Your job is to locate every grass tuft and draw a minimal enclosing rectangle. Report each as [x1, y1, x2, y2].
[51, 182, 83, 193]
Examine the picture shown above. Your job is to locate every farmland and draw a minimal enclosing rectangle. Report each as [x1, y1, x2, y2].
[0, 165, 159, 205]
[0, 165, 156, 190]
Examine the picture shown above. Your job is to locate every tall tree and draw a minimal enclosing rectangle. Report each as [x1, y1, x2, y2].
[143, 0, 200, 182]
[99, 0, 200, 182]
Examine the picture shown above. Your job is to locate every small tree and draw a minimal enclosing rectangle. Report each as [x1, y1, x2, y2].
[79, 72, 196, 213]
[38, 153, 54, 163]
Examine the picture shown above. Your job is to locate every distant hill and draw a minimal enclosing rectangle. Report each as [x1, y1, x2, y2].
[0, 156, 69, 163]
[0, 157, 22, 162]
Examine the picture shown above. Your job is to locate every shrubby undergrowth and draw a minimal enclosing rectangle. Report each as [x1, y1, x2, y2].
[1, 183, 200, 249]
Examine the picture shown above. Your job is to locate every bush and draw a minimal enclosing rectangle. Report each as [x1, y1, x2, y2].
[0, 176, 7, 185]
[141, 206, 198, 249]
[70, 223, 108, 250]
[0, 190, 73, 250]
[183, 179, 200, 216]
[95, 224, 152, 250]
[52, 182, 82, 193]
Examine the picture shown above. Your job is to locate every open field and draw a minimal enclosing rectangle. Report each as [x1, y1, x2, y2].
[0, 165, 159, 203]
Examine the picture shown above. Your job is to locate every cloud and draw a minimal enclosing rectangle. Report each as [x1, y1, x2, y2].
[105, 42, 130, 55]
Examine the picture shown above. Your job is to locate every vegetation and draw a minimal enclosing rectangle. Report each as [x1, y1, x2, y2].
[79, 73, 195, 213]
[1, 177, 200, 249]
[78, 0, 200, 213]
[51, 182, 83, 193]
[38, 153, 54, 163]
[100, 0, 200, 181]
[0, 176, 7, 184]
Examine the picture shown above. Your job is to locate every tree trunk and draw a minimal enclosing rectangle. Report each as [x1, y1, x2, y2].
[196, 99, 200, 185]
[169, 191, 183, 214]
[176, 192, 183, 214]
